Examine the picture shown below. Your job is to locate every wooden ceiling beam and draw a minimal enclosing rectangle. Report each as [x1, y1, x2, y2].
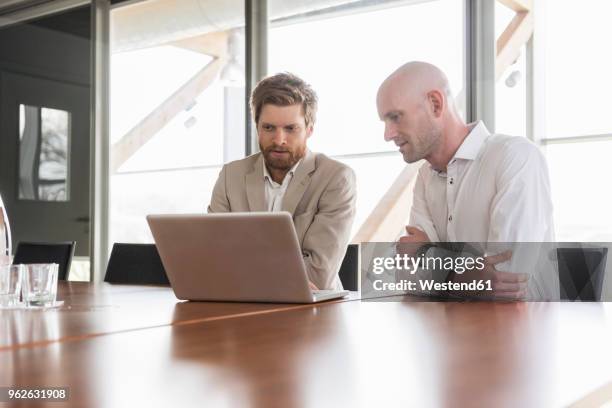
[351, 163, 420, 244]
[496, 0, 532, 13]
[169, 31, 229, 58]
[496, 10, 533, 80]
[495, 0, 534, 80]
[111, 57, 226, 173]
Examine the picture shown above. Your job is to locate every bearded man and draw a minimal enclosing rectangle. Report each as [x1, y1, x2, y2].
[208, 73, 356, 290]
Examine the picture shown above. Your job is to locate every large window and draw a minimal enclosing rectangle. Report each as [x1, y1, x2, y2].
[110, 1, 245, 244]
[546, 141, 612, 241]
[107, 0, 465, 251]
[491, 0, 612, 241]
[540, 0, 612, 241]
[104, 0, 612, 258]
[269, 0, 465, 236]
[544, 0, 612, 139]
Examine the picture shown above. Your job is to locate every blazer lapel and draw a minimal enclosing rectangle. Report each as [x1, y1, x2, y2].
[246, 153, 266, 211]
[282, 150, 315, 215]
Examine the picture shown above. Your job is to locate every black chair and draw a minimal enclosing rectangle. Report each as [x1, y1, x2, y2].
[13, 241, 76, 281]
[104, 243, 169, 285]
[557, 247, 608, 301]
[338, 243, 359, 291]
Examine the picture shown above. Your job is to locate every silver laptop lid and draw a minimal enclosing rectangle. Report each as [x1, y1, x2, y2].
[147, 212, 315, 303]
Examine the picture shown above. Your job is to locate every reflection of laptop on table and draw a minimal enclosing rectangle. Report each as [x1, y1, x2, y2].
[147, 212, 348, 303]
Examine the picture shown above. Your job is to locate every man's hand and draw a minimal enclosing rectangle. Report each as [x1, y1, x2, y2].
[484, 251, 529, 299]
[396, 226, 430, 257]
[309, 281, 319, 291]
[399, 226, 430, 243]
[452, 250, 529, 300]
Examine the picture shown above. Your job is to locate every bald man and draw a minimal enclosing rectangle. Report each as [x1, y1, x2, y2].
[376, 61, 555, 300]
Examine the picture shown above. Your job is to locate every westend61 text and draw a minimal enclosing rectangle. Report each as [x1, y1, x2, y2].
[373, 279, 493, 292]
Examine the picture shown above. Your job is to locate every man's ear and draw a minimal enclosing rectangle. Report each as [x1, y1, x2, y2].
[427, 90, 444, 118]
[306, 125, 314, 138]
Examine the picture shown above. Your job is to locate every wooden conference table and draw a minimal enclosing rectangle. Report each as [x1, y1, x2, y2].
[1, 282, 612, 407]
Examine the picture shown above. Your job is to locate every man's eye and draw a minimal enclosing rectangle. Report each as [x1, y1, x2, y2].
[263, 125, 274, 131]
[285, 126, 296, 132]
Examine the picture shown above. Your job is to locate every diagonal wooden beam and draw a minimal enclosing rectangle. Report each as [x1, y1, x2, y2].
[496, 11, 533, 80]
[495, 3, 533, 80]
[497, 0, 532, 13]
[170, 31, 229, 58]
[569, 381, 612, 408]
[351, 163, 421, 243]
[111, 56, 226, 173]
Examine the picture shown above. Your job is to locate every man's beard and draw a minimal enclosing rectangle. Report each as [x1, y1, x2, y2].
[403, 120, 442, 163]
[260, 144, 306, 171]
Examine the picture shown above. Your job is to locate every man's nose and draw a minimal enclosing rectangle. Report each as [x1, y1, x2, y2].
[384, 123, 397, 142]
[272, 129, 287, 145]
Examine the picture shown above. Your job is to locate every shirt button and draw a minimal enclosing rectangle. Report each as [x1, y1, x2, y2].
[449, 178, 454, 185]
[448, 215, 453, 222]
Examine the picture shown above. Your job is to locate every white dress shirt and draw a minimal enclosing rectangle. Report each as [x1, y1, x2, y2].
[409, 121, 554, 243]
[409, 121, 557, 299]
[263, 160, 301, 212]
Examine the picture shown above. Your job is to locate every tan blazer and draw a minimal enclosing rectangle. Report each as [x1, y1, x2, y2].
[207, 150, 356, 290]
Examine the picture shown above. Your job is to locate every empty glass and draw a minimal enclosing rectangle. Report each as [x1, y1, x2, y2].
[0, 264, 24, 308]
[22, 263, 59, 307]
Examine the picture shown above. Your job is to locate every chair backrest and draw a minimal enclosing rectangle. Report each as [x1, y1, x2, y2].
[13, 241, 76, 281]
[104, 243, 169, 285]
[338, 243, 359, 291]
[557, 247, 608, 301]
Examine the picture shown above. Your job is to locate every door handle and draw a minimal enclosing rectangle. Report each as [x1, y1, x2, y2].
[75, 216, 90, 223]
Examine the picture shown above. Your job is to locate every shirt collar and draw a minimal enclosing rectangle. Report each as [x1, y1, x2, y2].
[263, 159, 301, 185]
[453, 120, 490, 161]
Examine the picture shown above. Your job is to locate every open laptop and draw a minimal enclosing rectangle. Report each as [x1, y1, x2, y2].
[146, 212, 349, 303]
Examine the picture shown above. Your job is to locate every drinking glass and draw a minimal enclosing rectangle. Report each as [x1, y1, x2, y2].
[22, 263, 59, 307]
[0, 264, 23, 308]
